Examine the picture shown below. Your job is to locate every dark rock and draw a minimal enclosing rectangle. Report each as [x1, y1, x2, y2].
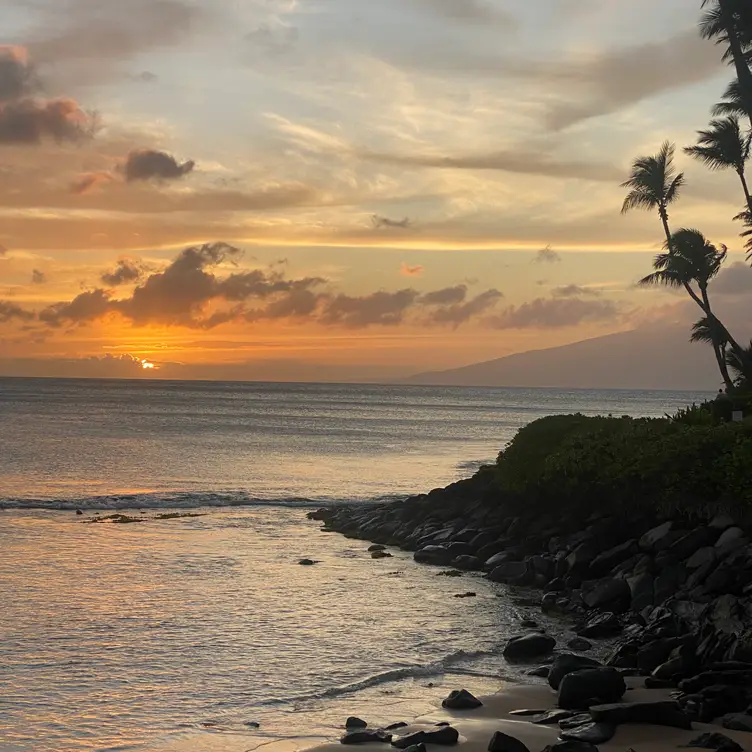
[454, 592, 477, 599]
[442, 689, 483, 710]
[372, 551, 393, 559]
[532, 709, 577, 725]
[546, 578, 566, 592]
[590, 540, 638, 577]
[558, 668, 626, 709]
[710, 514, 735, 530]
[637, 639, 675, 673]
[437, 570, 463, 577]
[503, 633, 556, 661]
[368, 544, 387, 552]
[488, 561, 529, 583]
[245, 721, 261, 728]
[509, 709, 548, 717]
[520, 619, 539, 629]
[341, 730, 392, 744]
[385, 723, 409, 731]
[640, 522, 674, 551]
[590, 700, 692, 729]
[582, 578, 630, 610]
[527, 666, 550, 678]
[75, 509, 83, 515]
[298, 559, 319, 566]
[671, 528, 716, 560]
[645, 677, 677, 689]
[716, 528, 745, 549]
[391, 727, 459, 748]
[484, 551, 512, 570]
[414, 546, 451, 565]
[722, 714, 752, 732]
[560, 722, 616, 745]
[687, 547, 717, 570]
[447, 542, 475, 558]
[682, 733, 742, 752]
[577, 612, 622, 639]
[487, 731, 531, 752]
[452, 555, 480, 571]
[542, 741, 599, 752]
[548, 654, 603, 690]
[403, 745, 426, 752]
[558, 714, 594, 730]
[566, 543, 598, 574]
[652, 656, 688, 682]
[346, 718, 369, 729]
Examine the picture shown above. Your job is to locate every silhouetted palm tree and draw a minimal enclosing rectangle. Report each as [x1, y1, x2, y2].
[691, 316, 734, 388]
[734, 208, 752, 259]
[727, 340, 752, 388]
[713, 79, 752, 120]
[639, 228, 744, 384]
[701, 0, 752, 127]
[685, 116, 752, 213]
[621, 142, 685, 249]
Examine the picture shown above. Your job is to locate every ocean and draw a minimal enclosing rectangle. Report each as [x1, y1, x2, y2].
[0, 379, 709, 752]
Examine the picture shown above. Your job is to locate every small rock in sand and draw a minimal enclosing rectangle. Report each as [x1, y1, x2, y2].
[558, 668, 626, 709]
[454, 592, 476, 599]
[385, 722, 409, 731]
[75, 509, 83, 515]
[346, 717, 368, 728]
[341, 729, 391, 745]
[682, 734, 742, 752]
[503, 633, 556, 661]
[298, 559, 319, 566]
[543, 742, 599, 752]
[368, 544, 387, 552]
[487, 731, 531, 752]
[442, 689, 483, 710]
[560, 722, 616, 745]
[532, 710, 577, 725]
[527, 666, 550, 678]
[371, 551, 393, 559]
[509, 709, 547, 717]
[723, 714, 752, 733]
[567, 638, 593, 652]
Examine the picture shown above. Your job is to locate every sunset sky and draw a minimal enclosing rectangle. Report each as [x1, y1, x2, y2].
[1, 0, 751, 382]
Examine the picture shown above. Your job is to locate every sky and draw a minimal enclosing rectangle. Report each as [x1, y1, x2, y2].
[0, 0, 750, 383]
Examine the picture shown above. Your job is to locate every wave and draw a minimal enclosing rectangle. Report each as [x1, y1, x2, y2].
[0, 490, 408, 512]
[253, 647, 501, 707]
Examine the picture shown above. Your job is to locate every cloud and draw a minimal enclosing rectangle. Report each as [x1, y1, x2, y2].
[533, 246, 561, 264]
[40, 289, 112, 327]
[121, 149, 196, 182]
[420, 285, 468, 306]
[487, 297, 624, 329]
[0, 46, 37, 101]
[101, 259, 145, 286]
[372, 215, 412, 229]
[0, 244, 7, 257]
[427, 289, 504, 326]
[712, 262, 752, 297]
[0, 301, 34, 322]
[0, 97, 95, 145]
[552, 284, 601, 298]
[413, 0, 515, 26]
[400, 262, 424, 277]
[71, 171, 116, 194]
[361, 149, 622, 182]
[319, 289, 420, 328]
[31, 269, 47, 284]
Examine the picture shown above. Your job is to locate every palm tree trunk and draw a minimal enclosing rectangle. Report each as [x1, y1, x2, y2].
[721, 0, 752, 128]
[713, 340, 735, 389]
[700, 285, 747, 379]
[660, 211, 674, 251]
[739, 169, 752, 215]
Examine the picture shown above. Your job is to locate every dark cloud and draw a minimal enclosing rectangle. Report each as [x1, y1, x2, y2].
[362, 149, 621, 182]
[122, 149, 195, 182]
[712, 262, 752, 297]
[552, 284, 601, 298]
[31, 269, 46, 284]
[0, 97, 95, 144]
[320, 289, 420, 328]
[487, 297, 624, 329]
[428, 289, 504, 326]
[40, 289, 112, 327]
[533, 246, 561, 264]
[420, 285, 468, 306]
[0, 300, 34, 322]
[400, 262, 424, 277]
[372, 215, 412, 229]
[0, 46, 37, 101]
[101, 259, 144, 286]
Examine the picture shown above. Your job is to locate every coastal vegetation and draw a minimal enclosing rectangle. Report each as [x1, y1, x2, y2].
[622, 0, 752, 390]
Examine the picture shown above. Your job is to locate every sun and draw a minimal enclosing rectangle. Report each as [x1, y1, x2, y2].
[140, 359, 155, 370]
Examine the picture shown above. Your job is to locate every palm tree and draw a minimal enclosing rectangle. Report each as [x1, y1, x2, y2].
[639, 228, 744, 385]
[701, 0, 752, 128]
[734, 208, 752, 258]
[691, 316, 734, 388]
[727, 340, 752, 388]
[621, 141, 685, 250]
[713, 79, 752, 120]
[684, 116, 752, 214]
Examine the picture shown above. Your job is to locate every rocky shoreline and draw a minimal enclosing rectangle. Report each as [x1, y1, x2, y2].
[309, 466, 752, 733]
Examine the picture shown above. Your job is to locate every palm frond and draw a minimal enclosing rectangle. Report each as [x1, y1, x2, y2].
[621, 142, 681, 214]
[621, 190, 657, 214]
[684, 116, 749, 172]
[638, 270, 685, 289]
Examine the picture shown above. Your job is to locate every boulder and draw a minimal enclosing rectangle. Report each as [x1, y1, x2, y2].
[346, 718, 368, 728]
[414, 546, 451, 565]
[716, 527, 745, 549]
[722, 714, 752, 732]
[688, 547, 717, 570]
[560, 722, 616, 745]
[341, 730, 392, 744]
[385, 723, 409, 731]
[371, 551, 393, 559]
[442, 689, 483, 710]
[447, 542, 475, 558]
[503, 633, 556, 661]
[589, 700, 692, 729]
[484, 551, 512, 570]
[627, 573, 655, 612]
[558, 668, 626, 709]
[710, 513, 735, 530]
[532, 709, 578, 725]
[577, 612, 622, 639]
[590, 539, 638, 576]
[548, 654, 603, 690]
[639, 521, 674, 552]
[487, 732, 531, 752]
[566, 543, 597, 574]
[488, 561, 529, 583]
[391, 727, 459, 748]
[527, 666, 550, 678]
[582, 578, 630, 610]
[683, 733, 742, 752]
[567, 638, 593, 652]
[368, 544, 387, 552]
[451, 555, 480, 571]
[542, 741, 599, 752]
[671, 528, 717, 560]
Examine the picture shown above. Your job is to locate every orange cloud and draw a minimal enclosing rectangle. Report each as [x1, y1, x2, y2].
[400, 262, 424, 277]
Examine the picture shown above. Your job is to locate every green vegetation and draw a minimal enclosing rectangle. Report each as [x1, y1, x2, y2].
[495, 413, 752, 522]
[622, 1, 752, 390]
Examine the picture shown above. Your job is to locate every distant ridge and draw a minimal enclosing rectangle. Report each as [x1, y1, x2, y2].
[402, 327, 719, 391]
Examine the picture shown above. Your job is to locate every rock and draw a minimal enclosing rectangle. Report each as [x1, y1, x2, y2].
[639, 522, 674, 551]
[558, 668, 626, 710]
[567, 637, 593, 652]
[589, 700, 692, 729]
[548, 654, 603, 690]
[454, 592, 477, 599]
[503, 633, 556, 661]
[671, 528, 716, 560]
[372, 551, 393, 559]
[452, 555, 480, 571]
[542, 741, 599, 752]
[484, 551, 512, 570]
[682, 733, 742, 752]
[341, 730, 392, 744]
[527, 666, 550, 678]
[566, 543, 597, 574]
[414, 546, 451, 565]
[722, 714, 752, 732]
[520, 619, 539, 629]
[346, 718, 369, 728]
[532, 709, 578, 725]
[75, 509, 83, 515]
[437, 570, 463, 577]
[245, 721, 261, 728]
[688, 547, 717, 570]
[487, 732, 531, 752]
[710, 514, 735, 530]
[558, 714, 594, 730]
[368, 544, 387, 552]
[652, 656, 687, 682]
[627, 573, 655, 612]
[582, 578, 630, 610]
[488, 561, 529, 583]
[636, 639, 675, 673]
[385, 723, 409, 731]
[590, 540, 638, 577]
[577, 612, 622, 639]
[560, 722, 616, 745]
[716, 527, 745, 549]
[442, 689, 483, 710]
[403, 746, 426, 752]
[391, 727, 459, 748]
[298, 559, 319, 566]
[509, 709, 548, 717]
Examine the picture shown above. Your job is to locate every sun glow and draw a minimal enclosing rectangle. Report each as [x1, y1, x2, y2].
[141, 359, 155, 370]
